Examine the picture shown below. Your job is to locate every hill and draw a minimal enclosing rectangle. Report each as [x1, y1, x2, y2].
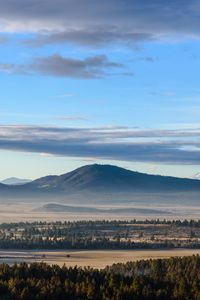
[1, 164, 200, 205]
[35, 203, 168, 215]
[26, 164, 200, 192]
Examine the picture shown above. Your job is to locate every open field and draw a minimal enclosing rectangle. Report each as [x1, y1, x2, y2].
[1, 249, 200, 268]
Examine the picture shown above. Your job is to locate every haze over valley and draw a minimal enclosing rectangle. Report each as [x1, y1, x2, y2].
[0, 164, 199, 221]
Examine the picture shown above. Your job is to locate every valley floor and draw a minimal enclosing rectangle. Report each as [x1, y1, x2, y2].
[1, 248, 200, 268]
[2, 202, 200, 221]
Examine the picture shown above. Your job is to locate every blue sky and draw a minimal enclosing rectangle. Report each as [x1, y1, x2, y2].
[0, 0, 200, 179]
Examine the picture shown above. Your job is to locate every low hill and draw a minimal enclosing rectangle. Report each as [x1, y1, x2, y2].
[35, 203, 169, 215]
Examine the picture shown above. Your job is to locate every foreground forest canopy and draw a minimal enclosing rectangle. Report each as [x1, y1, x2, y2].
[1, 219, 200, 249]
[0, 255, 199, 300]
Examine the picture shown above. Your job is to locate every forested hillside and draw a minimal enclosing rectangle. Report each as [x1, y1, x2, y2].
[0, 256, 199, 299]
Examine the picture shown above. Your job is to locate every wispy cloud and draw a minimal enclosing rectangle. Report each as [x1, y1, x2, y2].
[54, 115, 88, 122]
[0, 54, 125, 78]
[137, 56, 157, 63]
[0, 125, 200, 164]
[56, 93, 74, 98]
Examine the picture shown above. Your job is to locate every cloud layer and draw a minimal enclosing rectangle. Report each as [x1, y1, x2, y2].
[0, 125, 200, 164]
[0, 0, 199, 47]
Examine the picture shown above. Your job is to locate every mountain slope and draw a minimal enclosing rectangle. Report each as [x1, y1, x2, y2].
[25, 164, 200, 193]
[1, 164, 200, 205]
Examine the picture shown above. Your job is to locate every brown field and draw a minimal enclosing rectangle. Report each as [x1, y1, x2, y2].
[0, 249, 200, 269]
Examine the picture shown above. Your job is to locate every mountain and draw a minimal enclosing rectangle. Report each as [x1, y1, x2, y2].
[1, 164, 200, 204]
[26, 164, 200, 193]
[1, 177, 31, 185]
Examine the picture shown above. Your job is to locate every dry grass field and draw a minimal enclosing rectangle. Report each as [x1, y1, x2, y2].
[1, 249, 200, 269]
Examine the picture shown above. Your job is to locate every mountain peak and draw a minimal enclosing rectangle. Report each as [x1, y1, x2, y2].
[59, 164, 135, 189]
[1, 177, 31, 185]
[65, 164, 133, 177]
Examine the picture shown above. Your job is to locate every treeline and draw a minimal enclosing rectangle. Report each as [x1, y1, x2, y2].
[0, 256, 199, 299]
[0, 219, 200, 250]
[0, 236, 178, 250]
[1, 219, 200, 229]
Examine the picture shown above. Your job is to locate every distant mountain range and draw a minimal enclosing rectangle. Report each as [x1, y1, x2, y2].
[0, 164, 200, 203]
[1, 177, 31, 185]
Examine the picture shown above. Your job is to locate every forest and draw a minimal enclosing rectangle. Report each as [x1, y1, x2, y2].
[0, 219, 200, 250]
[0, 255, 198, 299]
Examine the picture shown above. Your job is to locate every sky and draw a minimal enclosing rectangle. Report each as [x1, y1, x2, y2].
[0, 0, 200, 179]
